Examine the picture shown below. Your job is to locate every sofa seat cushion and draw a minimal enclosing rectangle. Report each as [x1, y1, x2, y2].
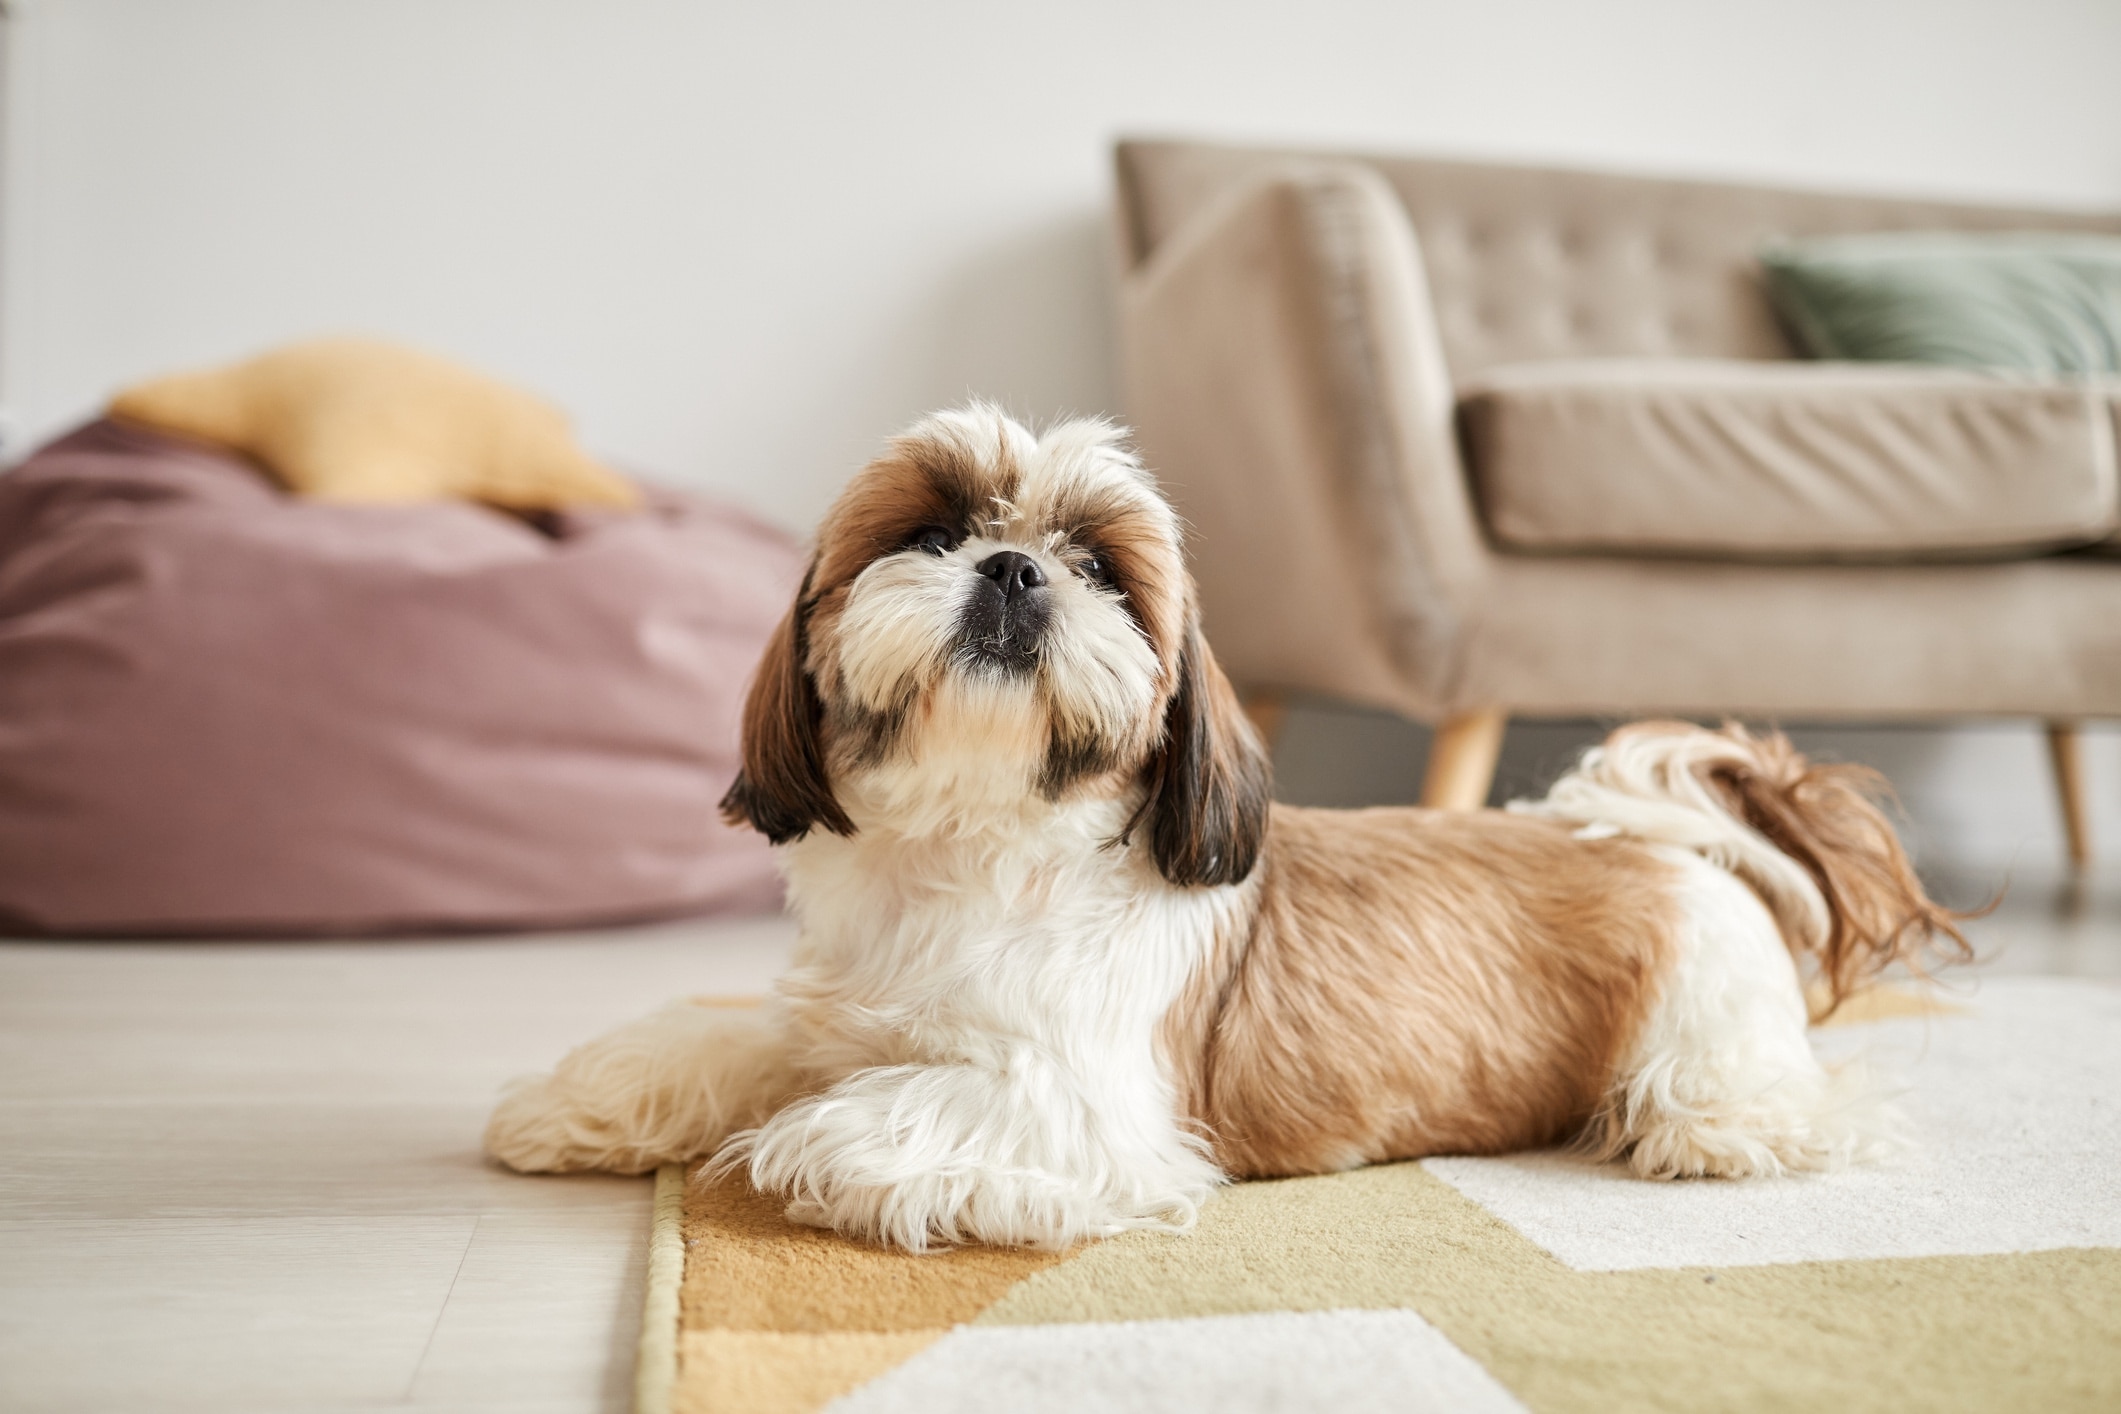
[1459, 360, 2117, 560]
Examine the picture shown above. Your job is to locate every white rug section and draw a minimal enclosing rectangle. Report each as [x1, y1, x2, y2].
[1426, 976, 2121, 1271]
[826, 1308, 1528, 1414]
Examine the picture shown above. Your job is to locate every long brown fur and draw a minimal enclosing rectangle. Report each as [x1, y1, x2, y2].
[1676, 723, 1979, 1017]
[1167, 806, 1682, 1178]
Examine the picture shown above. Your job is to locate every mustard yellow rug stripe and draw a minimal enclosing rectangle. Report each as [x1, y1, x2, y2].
[673, 1330, 944, 1414]
[680, 1170, 1064, 1334]
[634, 1164, 688, 1414]
[978, 1162, 2121, 1413]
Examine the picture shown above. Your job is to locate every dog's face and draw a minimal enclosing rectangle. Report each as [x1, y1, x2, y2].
[722, 406, 1270, 886]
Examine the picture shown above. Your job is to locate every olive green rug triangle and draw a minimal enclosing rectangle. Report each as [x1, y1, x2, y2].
[632, 978, 2121, 1413]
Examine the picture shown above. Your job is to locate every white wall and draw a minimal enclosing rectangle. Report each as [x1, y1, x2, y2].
[12, 0, 2121, 525]
[8, 0, 2121, 866]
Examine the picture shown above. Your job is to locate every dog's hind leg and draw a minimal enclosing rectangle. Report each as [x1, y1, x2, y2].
[1518, 720, 1969, 1178]
[1591, 849, 1899, 1179]
[485, 1000, 803, 1175]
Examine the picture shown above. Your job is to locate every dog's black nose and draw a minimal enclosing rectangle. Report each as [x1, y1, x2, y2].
[975, 550, 1047, 600]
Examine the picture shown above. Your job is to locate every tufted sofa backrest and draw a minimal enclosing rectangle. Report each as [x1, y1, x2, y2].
[1116, 139, 2121, 380]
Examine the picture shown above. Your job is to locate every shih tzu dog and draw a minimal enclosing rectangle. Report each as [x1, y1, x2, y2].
[487, 405, 1967, 1250]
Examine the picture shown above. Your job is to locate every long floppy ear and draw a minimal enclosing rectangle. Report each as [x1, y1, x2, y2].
[719, 570, 856, 843]
[1134, 616, 1273, 886]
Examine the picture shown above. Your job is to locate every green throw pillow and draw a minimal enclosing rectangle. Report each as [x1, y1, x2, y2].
[1760, 232, 2121, 375]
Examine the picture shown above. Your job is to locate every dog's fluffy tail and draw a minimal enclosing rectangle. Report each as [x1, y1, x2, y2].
[1513, 721, 1974, 1015]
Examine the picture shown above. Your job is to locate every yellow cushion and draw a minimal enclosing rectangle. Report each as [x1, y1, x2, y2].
[109, 337, 639, 510]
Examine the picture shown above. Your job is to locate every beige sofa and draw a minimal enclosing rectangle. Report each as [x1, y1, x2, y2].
[1116, 138, 2121, 861]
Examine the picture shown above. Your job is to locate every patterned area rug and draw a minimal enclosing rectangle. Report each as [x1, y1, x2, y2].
[636, 979, 2121, 1413]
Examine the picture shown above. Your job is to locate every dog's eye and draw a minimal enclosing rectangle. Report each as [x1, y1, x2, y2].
[1076, 551, 1118, 589]
[906, 526, 958, 556]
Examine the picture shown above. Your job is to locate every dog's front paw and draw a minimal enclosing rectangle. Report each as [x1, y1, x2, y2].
[743, 1101, 1107, 1249]
[733, 1068, 1214, 1250]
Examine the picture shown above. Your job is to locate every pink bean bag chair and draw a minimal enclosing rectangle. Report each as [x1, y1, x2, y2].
[0, 419, 797, 936]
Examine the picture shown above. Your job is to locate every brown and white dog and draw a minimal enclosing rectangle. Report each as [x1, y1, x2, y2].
[487, 405, 1969, 1250]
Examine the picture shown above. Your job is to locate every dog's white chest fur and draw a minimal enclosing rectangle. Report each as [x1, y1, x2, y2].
[746, 798, 1238, 1247]
[779, 798, 1219, 1069]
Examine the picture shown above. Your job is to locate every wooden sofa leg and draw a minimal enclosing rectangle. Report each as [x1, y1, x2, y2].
[1422, 709, 1507, 811]
[1240, 693, 1288, 753]
[2046, 721, 2092, 871]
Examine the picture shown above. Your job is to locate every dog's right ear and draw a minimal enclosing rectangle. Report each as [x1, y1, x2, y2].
[719, 568, 856, 843]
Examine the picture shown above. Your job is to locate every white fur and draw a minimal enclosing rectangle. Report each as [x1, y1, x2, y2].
[835, 531, 1160, 773]
[1597, 848, 1900, 1177]
[833, 549, 976, 713]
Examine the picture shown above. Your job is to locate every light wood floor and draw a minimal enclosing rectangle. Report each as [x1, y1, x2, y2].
[0, 914, 798, 1414]
[3, 874, 2114, 1414]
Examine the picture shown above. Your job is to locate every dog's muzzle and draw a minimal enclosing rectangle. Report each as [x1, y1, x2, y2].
[956, 550, 1049, 673]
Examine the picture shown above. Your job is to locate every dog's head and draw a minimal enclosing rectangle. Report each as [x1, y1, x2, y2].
[721, 405, 1269, 886]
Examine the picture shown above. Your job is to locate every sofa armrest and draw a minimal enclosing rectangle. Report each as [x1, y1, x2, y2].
[1119, 160, 1489, 716]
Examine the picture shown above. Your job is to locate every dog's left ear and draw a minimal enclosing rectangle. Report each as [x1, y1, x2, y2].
[1133, 615, 1272, 887]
